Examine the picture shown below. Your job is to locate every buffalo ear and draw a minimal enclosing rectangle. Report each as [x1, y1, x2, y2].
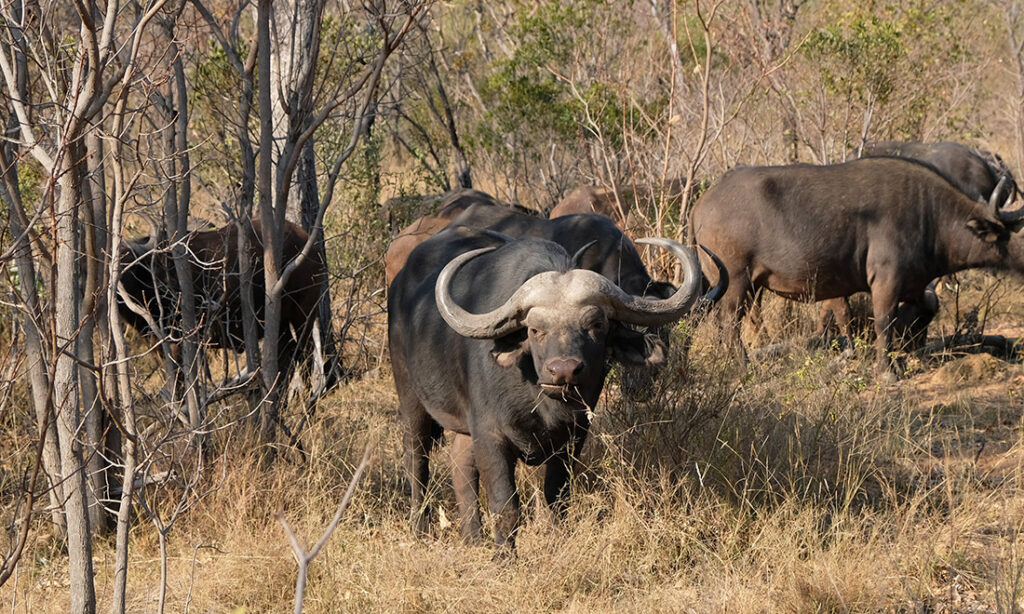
[966, 217, 1008, 243]
[491, 329, 529, 368]
[609, 325, 667, 367]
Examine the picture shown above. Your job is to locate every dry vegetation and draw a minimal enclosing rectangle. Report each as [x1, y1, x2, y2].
[2, 0, 1024, 612]
[6, 279, 1024, 612]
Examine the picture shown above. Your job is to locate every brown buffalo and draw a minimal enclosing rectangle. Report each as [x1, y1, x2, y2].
[118, 219, 326, 378]
[816, 141, 1019, 341]
[549, 180, 685, 234]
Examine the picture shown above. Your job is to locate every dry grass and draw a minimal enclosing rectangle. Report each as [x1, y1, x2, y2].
[3, 280, 1024, 613]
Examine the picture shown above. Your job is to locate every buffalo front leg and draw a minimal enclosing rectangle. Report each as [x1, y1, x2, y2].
[718, 273, 753, 367]
[450, 433, 482, 543]
[544, 430, 587, 520]
[403, 409, 443, 537]
[473, 437, 521, 555]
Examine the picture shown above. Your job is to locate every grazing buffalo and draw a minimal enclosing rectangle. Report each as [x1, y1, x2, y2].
[448, 203, 682, 299]
[815, 141, 1019, 338]
[691, 156, 1024, 374]
[384, 189, 535, 286]
[388, 223, 718, 551]
[118, 219, 326, 378]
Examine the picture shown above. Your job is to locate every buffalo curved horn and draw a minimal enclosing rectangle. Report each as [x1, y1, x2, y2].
[570, 240, 598, 268]
[997, 204, 1024, 225]
[435, 238, 705, 338]
[435, 247, 526, 339]
[988, 175, 1011, 216]
[992, 176, 1024, 225]
[607, 238, 703, 327]
[136, 212, 160, 252]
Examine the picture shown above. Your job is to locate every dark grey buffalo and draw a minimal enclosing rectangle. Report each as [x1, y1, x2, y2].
[692, 156, 1024, 373]
[388, 222, 717, 552]
[860, 141, 1017, 204]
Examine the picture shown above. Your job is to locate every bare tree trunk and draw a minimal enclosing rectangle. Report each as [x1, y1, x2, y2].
[158, 12, 202, 432]
[76, 134, 106, 534]
[272, 0, 338, 389]
[0, 0, 66, 534]
[0, 144, 65, 534]
[106, 142, 141, 614]
[106, 57, 143, 614]
[298, 119, 342, 389]
[53, 153, 97, 614]
[259, 0, 284, 442]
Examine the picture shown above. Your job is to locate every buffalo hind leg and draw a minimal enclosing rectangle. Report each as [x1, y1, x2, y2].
[450, 433, 482, 543]
[870, 282, 901, 379]
[403, 406, 443, 537]
[818, 297, 852, 339]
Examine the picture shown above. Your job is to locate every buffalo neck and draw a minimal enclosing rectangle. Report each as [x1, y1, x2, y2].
[932, 207, 1009, 277]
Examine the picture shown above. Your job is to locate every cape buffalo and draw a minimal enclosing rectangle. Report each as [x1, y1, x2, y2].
[388, 223, 718, 552]
[447, 203, 683, 299]
[860, 141, 1017, 203]
[691, 156, 1024, 374]
[814, 141, 1019, 339]
[118, 219, 326, 379]
[384, 189, 535, 286]
[549, 180, 685, 235]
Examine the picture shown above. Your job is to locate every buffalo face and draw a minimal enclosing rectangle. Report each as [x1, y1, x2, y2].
[493, 302, 667, 402]
[435, 238, 705, 403]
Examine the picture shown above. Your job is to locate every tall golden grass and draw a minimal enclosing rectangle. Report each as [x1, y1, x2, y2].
[2, 277, 1023, 613]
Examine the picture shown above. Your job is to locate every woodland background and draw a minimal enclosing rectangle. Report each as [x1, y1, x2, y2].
[0, 0, 1023, 612]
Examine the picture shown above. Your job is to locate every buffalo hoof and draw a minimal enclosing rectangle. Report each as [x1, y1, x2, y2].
[410, 507, 432, 538]
[491, 543, 517, 564]
[459, 523, 484, 546]
[874, 360, 901, 384]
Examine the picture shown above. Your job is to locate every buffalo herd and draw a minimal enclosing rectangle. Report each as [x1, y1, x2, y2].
[118, 140, 1022, 553]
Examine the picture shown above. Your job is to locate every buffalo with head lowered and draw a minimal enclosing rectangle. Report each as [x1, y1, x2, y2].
[692, 156, 1024, 374]
[388, 217, 720, 552]
[118, 219, 326, 380]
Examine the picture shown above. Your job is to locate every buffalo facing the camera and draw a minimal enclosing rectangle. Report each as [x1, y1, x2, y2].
[388, 223, 720, 551]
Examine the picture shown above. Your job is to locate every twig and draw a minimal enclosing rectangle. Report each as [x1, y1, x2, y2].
[278, 442, 375, 614]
